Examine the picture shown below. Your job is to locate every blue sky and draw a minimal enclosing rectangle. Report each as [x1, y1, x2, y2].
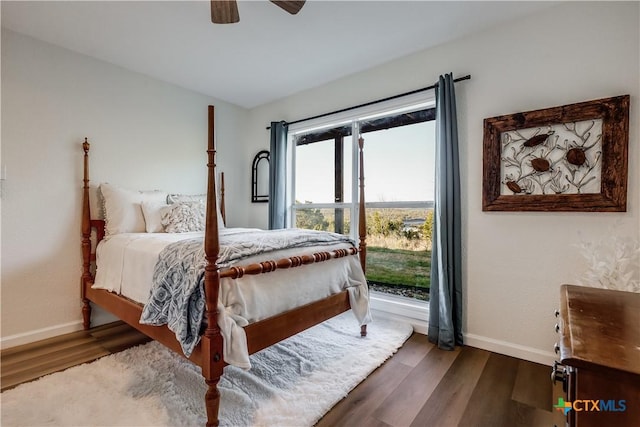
[295, 120, 436, 203]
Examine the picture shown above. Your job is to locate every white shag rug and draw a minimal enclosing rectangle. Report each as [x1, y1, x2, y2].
[1, 313, 412, 427]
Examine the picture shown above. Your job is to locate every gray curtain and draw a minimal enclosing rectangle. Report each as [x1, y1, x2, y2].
[269, 121, 288, 229]
[428, 73, 463, 350]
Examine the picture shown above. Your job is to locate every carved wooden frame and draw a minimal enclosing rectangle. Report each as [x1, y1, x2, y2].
[482, 95, 629, 212]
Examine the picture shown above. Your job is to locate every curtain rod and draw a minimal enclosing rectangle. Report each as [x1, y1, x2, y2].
[265, 74, 470, 130]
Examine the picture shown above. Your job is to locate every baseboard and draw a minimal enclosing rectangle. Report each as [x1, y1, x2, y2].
[464, 333, 556, 366]
[1, 321, 84, 349]
[368, 292, 555, 365]
[1, 307, 118, 350]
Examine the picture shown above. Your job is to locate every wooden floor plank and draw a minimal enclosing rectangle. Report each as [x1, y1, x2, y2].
[507, 400, 539, 427]
[353, 416, 393, 427]
[373, 345, 461, 426]
[316, 356, 413, 427]
[411, 346, 490, 427]
[1, 334, 96, 361]
[1, 322, 148, 392]
[90, 321, 138, 339]
[458, 352, 520, 427]
[505, 400, 567, 427]
[98, 329, 151, 353]
[512, 359, 553, 411]
[1, 346, 111, 391]
[2, 341, 108, 374]
[530, 405, 566, 427]
[389, 333, 434, 368]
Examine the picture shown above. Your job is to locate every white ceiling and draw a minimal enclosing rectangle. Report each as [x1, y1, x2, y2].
[1, 1, 558, 109]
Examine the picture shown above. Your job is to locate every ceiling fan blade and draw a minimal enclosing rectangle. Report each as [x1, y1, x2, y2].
[270, 1, 306, 15]
[211, 0, 239, 24]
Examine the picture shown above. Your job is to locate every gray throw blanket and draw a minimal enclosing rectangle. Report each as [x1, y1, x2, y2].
[140, 228, 355, 357]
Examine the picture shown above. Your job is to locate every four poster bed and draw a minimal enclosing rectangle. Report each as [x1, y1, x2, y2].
[80, 105, 370, 426]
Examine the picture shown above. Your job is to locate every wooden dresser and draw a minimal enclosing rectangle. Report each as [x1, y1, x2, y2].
[553, 284, 640, 427]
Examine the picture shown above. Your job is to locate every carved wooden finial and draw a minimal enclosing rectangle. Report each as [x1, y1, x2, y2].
[83, 137, 90, 153]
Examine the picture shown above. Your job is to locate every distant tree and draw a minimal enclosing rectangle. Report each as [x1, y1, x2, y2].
[368, 211, 383, 236]
[422, 210, 434, 245]
[368, 210, 403, 237]
[296, 208, 329, 231]
[343, 218, 351, 235]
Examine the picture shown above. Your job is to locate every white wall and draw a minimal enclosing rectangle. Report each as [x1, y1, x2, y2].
[1, 30, 249, 345]
[244, 2, 640, 364]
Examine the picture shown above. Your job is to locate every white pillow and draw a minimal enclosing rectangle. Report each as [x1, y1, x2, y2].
[161, 202, 205, 233]
[167, 193, 225, 229]
[141, 200, 170, 233]
[99, 183, 167, 236]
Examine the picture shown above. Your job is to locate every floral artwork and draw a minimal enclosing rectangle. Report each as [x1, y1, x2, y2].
[500, 119, 603, 196]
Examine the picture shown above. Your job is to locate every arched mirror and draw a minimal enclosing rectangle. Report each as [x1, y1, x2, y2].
[252, 150, 270, 203]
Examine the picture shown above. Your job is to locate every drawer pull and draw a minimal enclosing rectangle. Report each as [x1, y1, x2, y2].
[551, 361, 569, 393]
[554, 343, 560, 354]
[555, 323, 560, 333]
[554, 309, 560, 318]
[551, 361, 566, 384]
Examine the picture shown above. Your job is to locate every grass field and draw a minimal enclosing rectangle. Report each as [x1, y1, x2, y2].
[366, 246, 431, 289]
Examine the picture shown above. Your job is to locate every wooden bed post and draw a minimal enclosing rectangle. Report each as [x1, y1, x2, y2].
[358, 136, 367, 273]
[202, 106, 225, 427]
[81, 138, 93, 330]
[358, 136, 368, 338]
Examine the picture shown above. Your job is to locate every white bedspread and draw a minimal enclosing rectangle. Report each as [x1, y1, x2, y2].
[93, 228, 371, 368]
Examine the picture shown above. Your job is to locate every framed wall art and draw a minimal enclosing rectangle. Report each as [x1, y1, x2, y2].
[482, 95, 629, 212]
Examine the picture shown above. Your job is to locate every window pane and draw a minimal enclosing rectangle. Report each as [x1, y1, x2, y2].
[365, 207, 432, 301]
[295, 136, 352, 204]
[292, 107, 436, 303]
[363, 121, 435, 202]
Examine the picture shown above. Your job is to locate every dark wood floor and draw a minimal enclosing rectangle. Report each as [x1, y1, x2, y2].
[1, 322, 565, 427]
[317, 333, 565, 427]
[1, 322, 152, 392]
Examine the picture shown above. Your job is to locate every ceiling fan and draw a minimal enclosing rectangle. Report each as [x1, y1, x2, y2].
[211, 1, 306, 24]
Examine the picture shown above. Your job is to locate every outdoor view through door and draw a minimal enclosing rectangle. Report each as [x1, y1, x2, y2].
[291, 103, 435, 302]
